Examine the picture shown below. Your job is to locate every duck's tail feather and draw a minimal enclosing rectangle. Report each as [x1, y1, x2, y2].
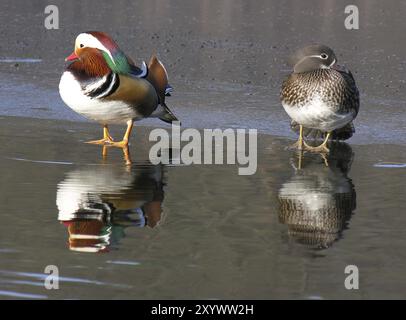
[150, 102, 180, 125]
[290, 121, 355, 141]
[159, 103, 179, 124]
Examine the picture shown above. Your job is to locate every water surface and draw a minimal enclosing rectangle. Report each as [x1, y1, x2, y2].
[0, 0, 405, 144]
[0, 117, 405, 299]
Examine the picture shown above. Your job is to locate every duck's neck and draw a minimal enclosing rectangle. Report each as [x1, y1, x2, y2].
[84, 53, 112, 77]
[68, 49, 133, 79]
[73, 50, 111, 78]
[102, 51, 131, 74]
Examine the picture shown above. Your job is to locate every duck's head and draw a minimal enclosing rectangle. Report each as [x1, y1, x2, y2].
[65, 31, 131, 74]
[290, 44, 343, 73]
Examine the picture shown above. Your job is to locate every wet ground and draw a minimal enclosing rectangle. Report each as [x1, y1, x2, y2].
[0, 0, 405, 143]
[0, 117, 405, 299]
[0, 0, 405, 299]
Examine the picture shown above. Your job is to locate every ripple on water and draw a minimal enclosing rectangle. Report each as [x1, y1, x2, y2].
[0, 58, 42, 63]
[0, 270, 132, 289]
[6, 157, 73, 165]
[106, 260, 141, 266]
[0, 290, 47, 299]
[373, 162, 406, 168]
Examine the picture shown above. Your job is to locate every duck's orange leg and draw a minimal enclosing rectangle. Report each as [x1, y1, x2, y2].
[110, 120, 133, 148]
[100, 145, 132, 165]
[122, 145, 132, 165]
[86, 125, 114, 145]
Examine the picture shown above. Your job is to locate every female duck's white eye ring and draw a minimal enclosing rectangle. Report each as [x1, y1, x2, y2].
[320, 53, 328, 59]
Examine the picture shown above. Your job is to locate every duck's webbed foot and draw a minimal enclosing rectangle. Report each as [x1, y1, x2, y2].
[303, 132, 331, 153]
[86, 138, 114, 145]
[107, 120, 133, 148]
[86, 125, 114, 145]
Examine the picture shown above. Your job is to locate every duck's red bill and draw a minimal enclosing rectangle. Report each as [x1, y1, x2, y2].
[65, 52, 78, 61]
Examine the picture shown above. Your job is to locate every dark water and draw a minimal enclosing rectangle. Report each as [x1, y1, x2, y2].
[0, 117, 405, 299]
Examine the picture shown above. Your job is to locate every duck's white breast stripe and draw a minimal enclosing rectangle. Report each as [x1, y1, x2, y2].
[59, 71, 142, 123]
[93, 72, 119, 99]
[83, 74, 109, 95]
[83, 72, 119, 99]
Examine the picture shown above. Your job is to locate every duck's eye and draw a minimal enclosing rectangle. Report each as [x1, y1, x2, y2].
[79, 44, 84, 48]
[320, 53, 328, 59]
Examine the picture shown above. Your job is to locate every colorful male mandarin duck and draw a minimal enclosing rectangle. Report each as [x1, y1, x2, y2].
[280, 45, 360, 152]
[59, 31, 178, 147]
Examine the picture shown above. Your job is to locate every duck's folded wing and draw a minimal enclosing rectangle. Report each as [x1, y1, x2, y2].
[123, 54, 148, 78]
[125, 54, 173, 99]
[105, 74, 158, 116]
[130, 61, 148, 78]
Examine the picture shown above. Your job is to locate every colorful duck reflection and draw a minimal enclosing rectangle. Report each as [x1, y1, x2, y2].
[278, 143, 356, 249]
[56, 162, 165, 253]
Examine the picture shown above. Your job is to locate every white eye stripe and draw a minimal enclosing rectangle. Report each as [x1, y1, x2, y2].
[76, 33, 116, 65]
[294, 54, 322, 68]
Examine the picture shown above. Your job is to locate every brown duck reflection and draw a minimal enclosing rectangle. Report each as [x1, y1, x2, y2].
[278, 143, 356, 249]
[56, 163, 165, 253]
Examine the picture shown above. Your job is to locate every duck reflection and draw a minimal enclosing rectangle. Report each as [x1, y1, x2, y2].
[278, 143, 356, 249]
[56, 163, 165, 253]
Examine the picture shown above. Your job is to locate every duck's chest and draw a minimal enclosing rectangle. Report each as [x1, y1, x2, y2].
[281, 70, 357, 130]
[59, 71, 140, 124]
[281, 70, 347, 108]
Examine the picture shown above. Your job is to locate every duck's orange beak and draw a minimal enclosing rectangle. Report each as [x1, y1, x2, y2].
[65, 52, 79, 61]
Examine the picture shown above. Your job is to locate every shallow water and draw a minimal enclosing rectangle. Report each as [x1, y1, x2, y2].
[0, 0, 405, 144]
[0, 117, 405, 299]
[0, 0, 405, 300]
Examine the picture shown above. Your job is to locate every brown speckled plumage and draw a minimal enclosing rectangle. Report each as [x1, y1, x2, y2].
[279, 191, 355, 248]
[278, 143, 356, 248]
[280, 46, 360, 140]
[281, 69, 359, 115]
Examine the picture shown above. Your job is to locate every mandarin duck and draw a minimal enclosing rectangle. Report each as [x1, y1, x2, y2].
[280, 45, 360, 153]
[59, 31, 178, 147]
